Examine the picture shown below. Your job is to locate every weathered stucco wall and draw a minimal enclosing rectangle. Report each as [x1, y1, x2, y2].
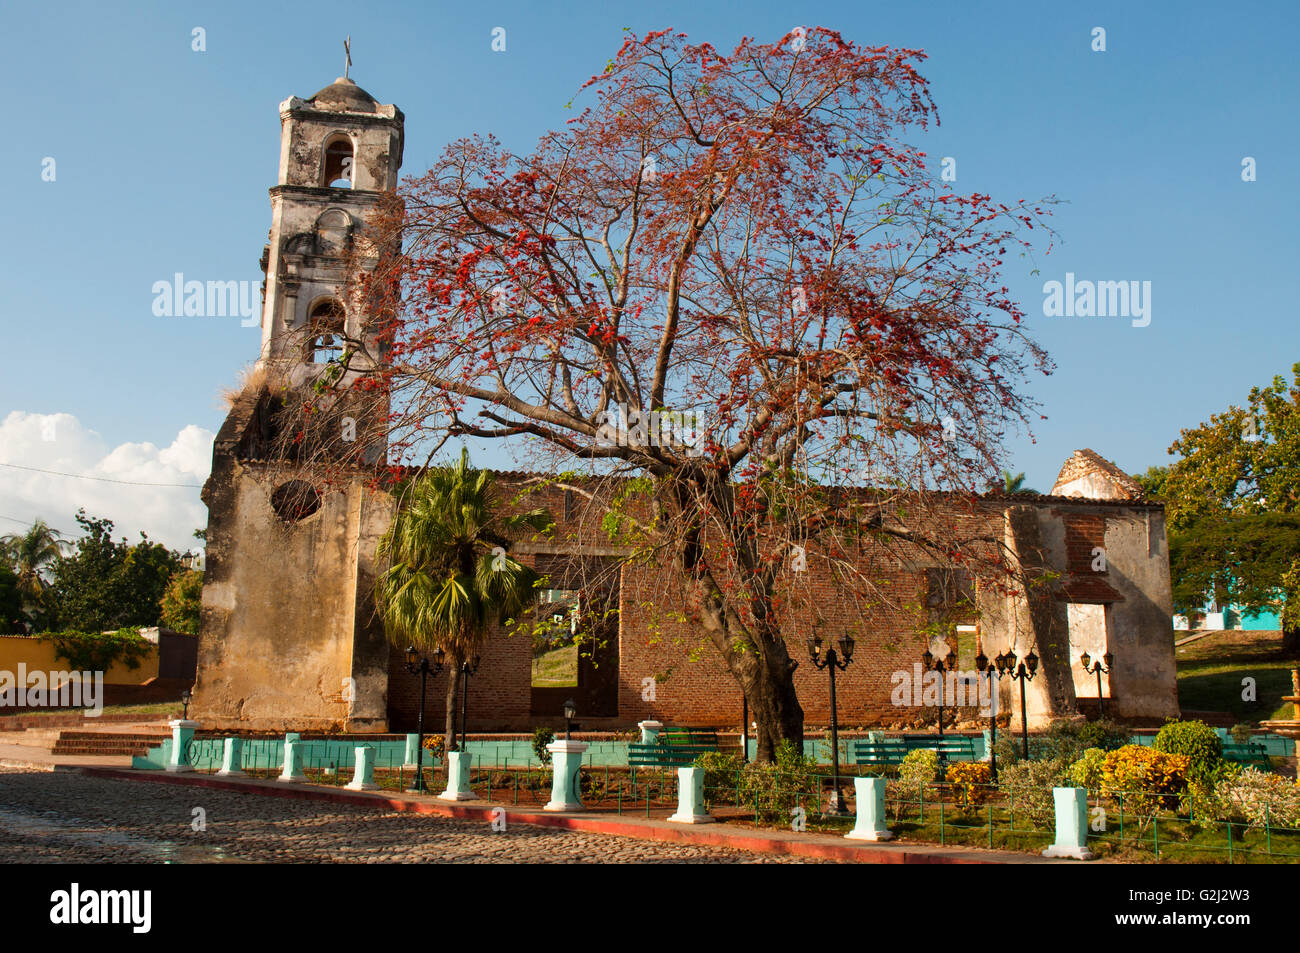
[1100, 509, 1178, 718]
[985, 502, 1178, 728]
[193, 449, 393, 732]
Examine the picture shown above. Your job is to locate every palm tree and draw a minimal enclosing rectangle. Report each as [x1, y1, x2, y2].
[1, 519, 66, 621]
[376, 449, 551, 751]
[1001, 470, 1040, 496]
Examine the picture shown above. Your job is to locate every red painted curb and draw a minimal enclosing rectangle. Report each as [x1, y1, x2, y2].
[77, 767, 1030, 864]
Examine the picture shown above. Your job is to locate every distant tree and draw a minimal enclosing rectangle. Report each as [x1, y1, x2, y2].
[1133, 465, 1169, 501]
[1162, 364, 1300, 529]
[1170, 512, 1300, 619]
[1161, 365, 1300, 652]
[1001, 470, 1039, 495]
[0, 565, 25, 634]
[159, 569, 204, 635]
[1, 518, 66, 625]
[47, 510, 185, 632]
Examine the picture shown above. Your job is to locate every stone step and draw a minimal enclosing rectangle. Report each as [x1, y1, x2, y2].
[49, 727, 170, 757]
[52, 739, 158, 748]
[50, 746, 151, 757]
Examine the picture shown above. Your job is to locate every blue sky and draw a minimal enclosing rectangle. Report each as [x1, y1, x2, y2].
[2, 0, 1297, 547]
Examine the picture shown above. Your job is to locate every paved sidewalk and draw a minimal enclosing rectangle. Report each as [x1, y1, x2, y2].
[76, 765, 1060, 864]
[0, 718, 167, 769]
[0, 742, 129, 770]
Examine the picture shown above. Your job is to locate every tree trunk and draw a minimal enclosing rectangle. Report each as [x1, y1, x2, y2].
[670, 482, 806, 761]
[444, 654, 462, 751]
[725, 619, 804, 762]
[680, 574, 805, 760]
[1283, 624, 1300, 659]
[745, 644, 805, 762]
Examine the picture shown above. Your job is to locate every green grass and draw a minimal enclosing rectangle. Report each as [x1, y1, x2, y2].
[531, 643, 578, 687]
[1176, 630, 1297, 722]
[3, 701, 181, 720]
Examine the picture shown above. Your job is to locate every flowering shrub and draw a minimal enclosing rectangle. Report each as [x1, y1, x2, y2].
[945, 761, 993, 804]
[890, 749, 940, 820]
[1152, 719, 1224, 786]
[1214, 768, 1300, 829]
[1067, 747, 1107, 790]
[421, 734, 445, 758]
[1101, 745, 1189, 815]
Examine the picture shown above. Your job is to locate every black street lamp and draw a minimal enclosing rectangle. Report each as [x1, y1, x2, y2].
[921, 645, 958, 737]
[807, 634, 855, 815]
[405, 645, 446, 793]
[179, 688, 191, 720]
[458, 654, 482, 750]
[1079, 650, 1114, 718]
[995, 647, 1039, 759]
[563, 698, 577, 740]
[974, 650, 999, 782]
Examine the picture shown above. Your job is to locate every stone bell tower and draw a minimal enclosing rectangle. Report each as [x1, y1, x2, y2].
[193, 74, 404, 735]
[256, 75, 404, 463]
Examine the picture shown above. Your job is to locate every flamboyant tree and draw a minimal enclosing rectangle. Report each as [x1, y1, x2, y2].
[284, 28, 1054, 757]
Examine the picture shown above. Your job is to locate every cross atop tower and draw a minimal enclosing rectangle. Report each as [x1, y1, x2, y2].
[343, 36, 352, 79]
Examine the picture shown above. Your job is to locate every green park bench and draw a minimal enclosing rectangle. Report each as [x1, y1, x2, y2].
[628, 728, 720, 768]
[1222, 741, 1272, 770]
[850, 734, 979, 767]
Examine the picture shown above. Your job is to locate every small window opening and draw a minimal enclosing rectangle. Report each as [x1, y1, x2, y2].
[306, 300, 345, 364]
[270, 481, 322, 523]
[324, 139, 354, 188]
[531, 589, 580, 688]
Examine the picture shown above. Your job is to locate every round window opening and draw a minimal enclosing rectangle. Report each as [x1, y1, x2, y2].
[270, 481, 322, 523]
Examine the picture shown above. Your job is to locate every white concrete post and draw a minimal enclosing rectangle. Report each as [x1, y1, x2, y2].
[1042, 787, 1096, 859]
[347, 746, 378, 791]
[637, 720, 664, 745]
[544, 739, 589, 811]
[217, 737, 244, 777]
[667, 766, 714, 824]
[278, 740, 306, 782]
[845, 776, 893, 841]
[166, 719, 199, 773]
[438, 750, 473, 801]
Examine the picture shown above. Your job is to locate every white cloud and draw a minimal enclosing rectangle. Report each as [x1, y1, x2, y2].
[0, 412, 213, 552]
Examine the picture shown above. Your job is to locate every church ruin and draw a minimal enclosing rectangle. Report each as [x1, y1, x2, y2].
[191, 76, 1180, 735]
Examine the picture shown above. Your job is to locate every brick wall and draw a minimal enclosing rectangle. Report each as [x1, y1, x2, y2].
[380, 476, 1170, 732]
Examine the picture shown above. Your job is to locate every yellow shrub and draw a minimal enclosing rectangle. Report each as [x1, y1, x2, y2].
[1101, 745, 1189, 815]
[946, 761, 994, 804]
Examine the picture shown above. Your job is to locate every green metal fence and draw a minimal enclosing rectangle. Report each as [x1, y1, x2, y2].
[171, 738, 1300, 862]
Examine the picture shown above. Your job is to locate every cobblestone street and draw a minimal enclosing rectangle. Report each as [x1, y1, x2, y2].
[0, 768, 820, 864]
